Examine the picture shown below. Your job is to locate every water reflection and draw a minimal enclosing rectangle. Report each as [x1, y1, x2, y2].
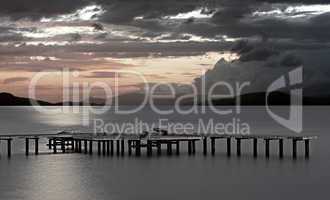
[8, 155, 89, 200]
[33, 107, 83, 127]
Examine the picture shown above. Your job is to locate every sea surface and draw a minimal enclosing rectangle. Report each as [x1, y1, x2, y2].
[0, 106, 329, 200]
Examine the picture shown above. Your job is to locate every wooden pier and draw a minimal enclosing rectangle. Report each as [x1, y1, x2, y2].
[0, 130, 317, 159]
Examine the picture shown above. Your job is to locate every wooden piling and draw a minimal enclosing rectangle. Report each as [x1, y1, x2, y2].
[121, 140, 125, 156]
[292, 139, 297, 159]
[61, 139, 65, 153]
[227, 138, 231, 156]
[203, 137, 207, 156]
[89, 140, 93, 155]
[265, 139, 270, 158]
[84, 140, 88, 154]
[167, 142, 172, 156]
[7, 139, 12, 158]
[192, 140, 196, 155]
[97, 141, 101, 156]
[147, 140, 152, 156]
[25, 138, 29, 156]
[279, 139, 284, 158]
[74, 140, 78, 152]
[128, 140, 132, 156]
[71, 140, 74, 150]
[211, 138, 215, 156]
[34, 138, 39, 155]
[53, 139, 57, 154]
[236, 138, 241, 157]
[157, 141, 161, 156]
[135, 140, 141, 156]
[110, 140, 114, 156]
[75, 140, 78, 153]
[305, 139, 309, 158]
[252, 138, 257, 157]
[102, 141, 106, 156]
[106, 141, 110, 156]
[188, 141, 192, 155]
[48, 139, 52, 149]
[116, 140, 120, 156]
[176, 141, 180, 156]
[78, 140, 82, 153]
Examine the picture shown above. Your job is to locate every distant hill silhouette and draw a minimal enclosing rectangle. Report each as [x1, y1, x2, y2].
[207, 91, 330, 105]
[110, 91, 330, 105]
[0, 92, 52, 106]
[0, 92, 83, 106]
[1, 91, 330, 106]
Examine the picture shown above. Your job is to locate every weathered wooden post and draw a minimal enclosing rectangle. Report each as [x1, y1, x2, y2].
[305, 139, 309, 158]
[116, 140, 120, 156]
[110, 140, 114, 156]
[121, 140, 125, 156]
[253, 138, 258, 157]
[74, 140, 78, 152]
[147, 140, 152, 156]
[78, 140, 82, 153]
[89, 140, 93, 155]
[53, 139, 57, 154]
[192, 140, 196, 155]
[236, 138, 241, 157]
[97, 141, 101, 156]
[227, 138, 231, 156]
[157, 141, 161, 156]
[102, 141, 106, 156]
[84, 140, 88, 154]
[176, 141, 180, 156]
[34, 138, 39, 155]
[167, 142, 172, 156]
[74, 140, 77, 152]
[71, 139, 74, 150]
[188, 141, 192, 155]
[106, 140, 110, 156]
[203, 137, 207, 156]
[279, 139, 284, 158]
[265, 139, 270, 158]
[211, 138, 215, 156]
[61, 139, 65, 153]
[292, 139, 297, 159]
[135, 140, 141, 157]
[25, 138, 29, 156]
[7, 139, 12, 158]
[48, 139, 52, 149]
[128, 140, 132, 156]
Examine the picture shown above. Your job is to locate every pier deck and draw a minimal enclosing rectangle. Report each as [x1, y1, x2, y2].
[0, 130, 317, 159]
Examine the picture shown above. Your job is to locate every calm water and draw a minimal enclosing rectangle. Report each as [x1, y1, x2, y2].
[0, 106, 329, 200]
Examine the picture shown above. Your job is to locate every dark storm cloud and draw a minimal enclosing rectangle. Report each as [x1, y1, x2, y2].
[0, 40, 233, 60]
[0, 0, 330, 62]
[68, 41, 233, 57]
[0, 0, 89, 20]
[0, 27, 25, 42]
[1, 0, 330, 43]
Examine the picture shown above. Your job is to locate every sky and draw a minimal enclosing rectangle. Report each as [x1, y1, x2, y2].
[1, 0, 330, 102]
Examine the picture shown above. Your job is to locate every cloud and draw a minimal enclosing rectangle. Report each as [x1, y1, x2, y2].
[3, 77, 29, 84]
[0, 0, 89, 20]
[194, 40, 330, 96]
[83, 71, 120, 78]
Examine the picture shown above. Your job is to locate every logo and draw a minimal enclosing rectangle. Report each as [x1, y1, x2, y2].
[266, 67, 303, 133]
